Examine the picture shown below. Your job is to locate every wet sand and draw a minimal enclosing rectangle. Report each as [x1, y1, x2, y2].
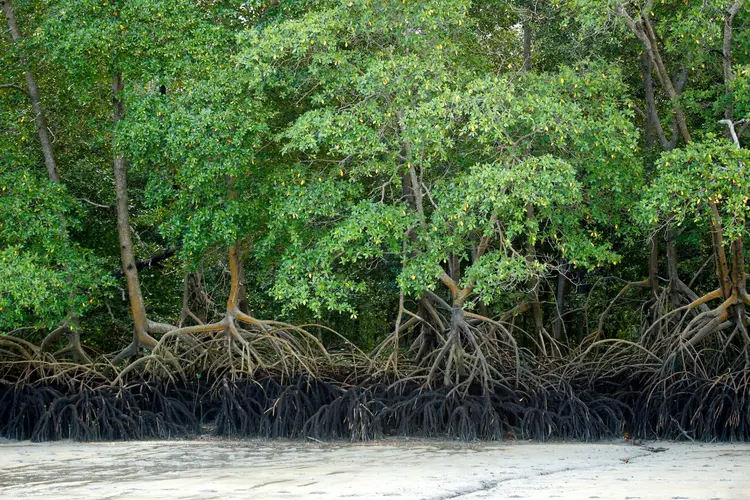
[0, 439, 748, 499]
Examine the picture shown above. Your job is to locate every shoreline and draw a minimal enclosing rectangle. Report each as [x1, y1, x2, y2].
[1, 439, 748, 499]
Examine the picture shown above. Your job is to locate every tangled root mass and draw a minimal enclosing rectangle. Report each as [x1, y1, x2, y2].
[3, 367, 750, 442]
[3, 329, 750, 442]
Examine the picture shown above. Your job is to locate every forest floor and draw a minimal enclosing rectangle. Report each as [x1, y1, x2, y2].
[0, 438, 747, 499]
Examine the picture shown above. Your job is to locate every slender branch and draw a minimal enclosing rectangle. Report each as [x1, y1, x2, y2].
[719, 119, 741, 148]
[423, 290, 451, 311]
[0, 83, 28, 96]
[77, 197, 111, 209]
[640, 54, 670, 150]
[111, 245, 181, 278]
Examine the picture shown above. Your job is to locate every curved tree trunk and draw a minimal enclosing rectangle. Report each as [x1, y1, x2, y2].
[111, 74, 175, 363]
[146, 180, 275, 352]
[3, 1, 93, 361]
[671, 5, 749, 352]
[614, 2, 749, 352]
[553, 262, 568, 342]
[2, 0, 58, 182]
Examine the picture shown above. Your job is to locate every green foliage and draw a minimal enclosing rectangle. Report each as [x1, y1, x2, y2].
[1, 0, 748, 352]
[239, 0, 640, 318]
[0, 167, 111, 330]
[641, 139, 750, 241]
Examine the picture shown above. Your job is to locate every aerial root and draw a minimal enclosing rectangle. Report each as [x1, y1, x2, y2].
[3, 353, 750, 442]
[678, 293, 738, 347]
[420, 310, 521, 394]
[633, 369, 750, 441]
[596, 279, 651, 337]
[112, 313, 332, 384]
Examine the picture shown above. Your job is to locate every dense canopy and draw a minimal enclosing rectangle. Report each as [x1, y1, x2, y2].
[3, 0, 750, 442]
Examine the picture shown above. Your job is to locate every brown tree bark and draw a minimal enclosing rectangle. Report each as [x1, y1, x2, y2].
[111, 74, 175, 363]
[113, 74, 152, 346]
[237, 256, 250, 315]
[2, 0, 58, 182]
[616, 3, 691, 144]
[3, 1, 94, 362]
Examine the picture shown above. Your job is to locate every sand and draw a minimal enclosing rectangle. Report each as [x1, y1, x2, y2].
[0, 439, 748, 499]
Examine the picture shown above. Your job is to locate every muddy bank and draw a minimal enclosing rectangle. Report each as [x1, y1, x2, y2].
[0, 440, 748, 499]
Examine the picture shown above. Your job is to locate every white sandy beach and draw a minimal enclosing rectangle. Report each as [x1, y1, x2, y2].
[0, 439, 747, 499]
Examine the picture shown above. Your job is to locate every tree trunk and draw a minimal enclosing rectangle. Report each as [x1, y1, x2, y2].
[649, 235, 660, 299]
[709, 204, 733, 300]
[640, 53, 669, 150]
[227, 244, 244, 313]
[2, 0, 58, 182]
[525, 204, 546, 353]
[553, 263, 568, 342]
[3, 0, 93, 359]
[237, 256, 250, 315]
[226, 178, 247, 316]
[112, 73, 156, 352]
[522, 22, 532, 71]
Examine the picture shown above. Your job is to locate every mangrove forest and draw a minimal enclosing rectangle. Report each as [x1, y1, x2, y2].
[2, 0, 750, 442]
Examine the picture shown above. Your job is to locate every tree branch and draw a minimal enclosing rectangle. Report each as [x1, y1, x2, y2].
[723, 1, 745, 121]
[439, 272, 460, 302]
[619, 5, 692, 143]
[640, 54, 670, 150]
[111, 244, 182, 278]
[423, 290, 451, 311]
[0, 83, 28, 96]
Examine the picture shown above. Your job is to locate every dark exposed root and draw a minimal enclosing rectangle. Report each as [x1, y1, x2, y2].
[0, 382, 61, 440]
[212, 379, 269, 436]
[632, 370, 750, 441]
[213, 375, 338, 438]
[259, 376, 337, 438]
[520, 381, 628, 441]
[0, 379, 199, 441]
[2, 362, 750, 442]
[5, 309, 750, 443]
[304, 386, 386, 441]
